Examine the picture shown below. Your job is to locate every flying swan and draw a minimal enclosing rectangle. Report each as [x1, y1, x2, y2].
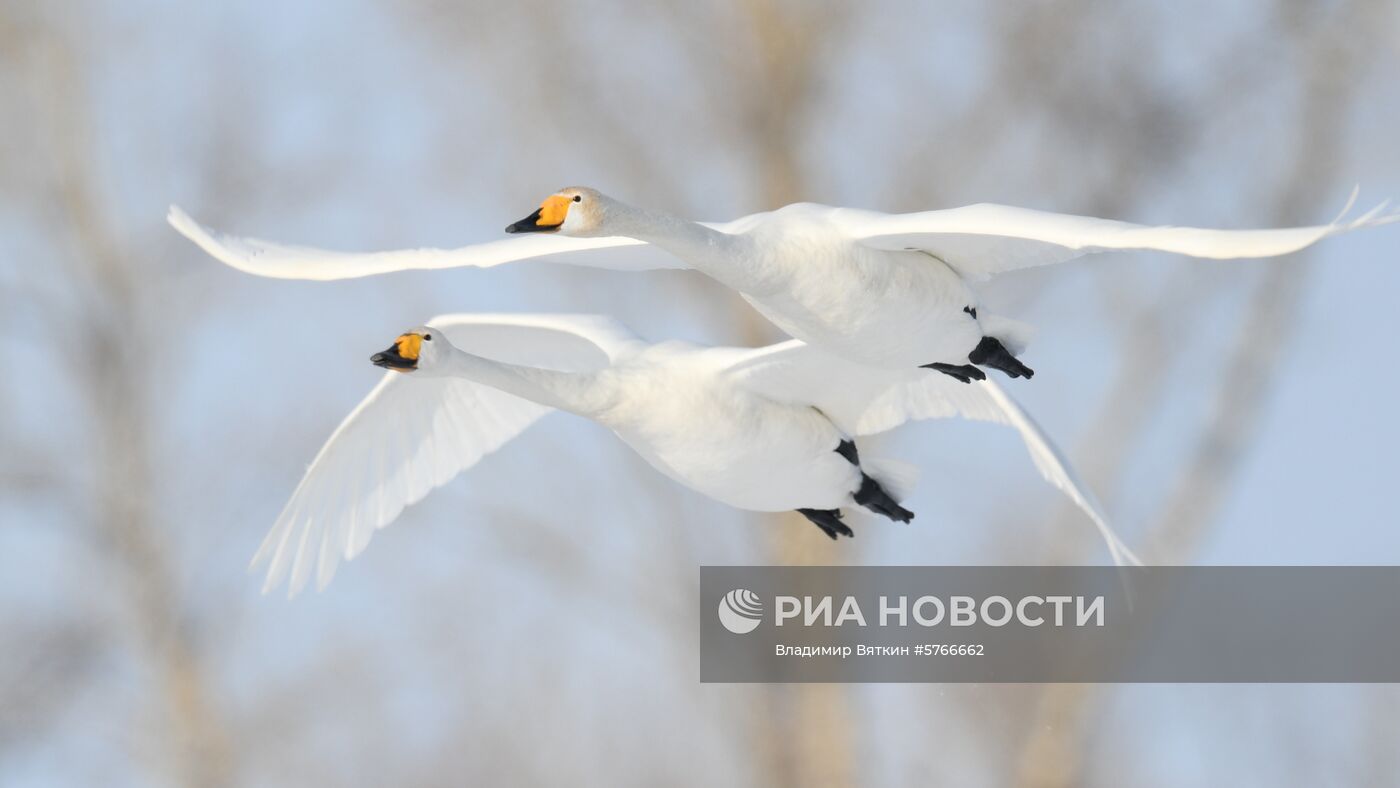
[169, 190, 1396, 382]
[256, 313, 1140, 597]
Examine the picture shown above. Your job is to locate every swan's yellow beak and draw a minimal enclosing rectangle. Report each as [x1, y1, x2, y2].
[506, 194, 571, 233]
[371, 333, 421, 372]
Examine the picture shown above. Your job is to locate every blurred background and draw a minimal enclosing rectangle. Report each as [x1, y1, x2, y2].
[2, 1, 1398, 786]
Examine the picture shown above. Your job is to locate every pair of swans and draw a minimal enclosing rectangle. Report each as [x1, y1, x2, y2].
[170, 189, 1395, 595]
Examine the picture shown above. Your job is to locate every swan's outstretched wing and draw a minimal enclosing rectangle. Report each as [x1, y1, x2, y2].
[725, 342, 1141, 567]
[170, 206, 754, 280]
[833, 194, 1398, 281]
[253, 313, 641, 597]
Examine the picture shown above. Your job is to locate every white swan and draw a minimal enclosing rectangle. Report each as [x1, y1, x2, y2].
[257, 313, 1139, 597]
[168, 190, 1396, 381]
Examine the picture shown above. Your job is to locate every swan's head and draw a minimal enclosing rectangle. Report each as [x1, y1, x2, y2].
[505, 186, 608, 236]
[370, 326, 445, 374]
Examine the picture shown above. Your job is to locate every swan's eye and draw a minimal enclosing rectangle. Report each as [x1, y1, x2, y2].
[572, 195, 582, 203]
[423, 334, 432, 341]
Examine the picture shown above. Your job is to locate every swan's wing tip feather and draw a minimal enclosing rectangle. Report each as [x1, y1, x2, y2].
[167, 204, 210, 247]
[167, 204, 212, 242]
[974, 380, 1143, 568]
[166, 203, 262, 272]
[1335, 198, 1400, 231]
[1329, 186, 1361, 225]
[166, 203, 190, 227]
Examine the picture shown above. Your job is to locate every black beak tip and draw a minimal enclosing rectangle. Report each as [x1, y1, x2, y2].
[372, 344, 417, 371]
[505, 208, 551, 235]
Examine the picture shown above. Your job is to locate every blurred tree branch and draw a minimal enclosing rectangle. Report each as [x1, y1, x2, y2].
[6, 11, 235, 787]
[0, 621, 102, 759]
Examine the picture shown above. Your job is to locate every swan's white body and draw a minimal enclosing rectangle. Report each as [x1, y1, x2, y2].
[258, 314, 1137, 597]
[169, 190, 1396, 370]
[581, 343, 861, 513]
[732, 205, 984, 366]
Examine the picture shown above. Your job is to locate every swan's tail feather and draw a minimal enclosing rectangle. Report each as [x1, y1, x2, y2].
[978, 314, 1035, 357]
[863, 458, 920, 503]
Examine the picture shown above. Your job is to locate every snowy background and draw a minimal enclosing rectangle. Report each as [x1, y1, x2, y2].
[1, 1, 1398, 786]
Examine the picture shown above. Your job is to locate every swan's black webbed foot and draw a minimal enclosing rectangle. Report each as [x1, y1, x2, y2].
[797, 508, 853, 540]
[922, 362, 986, 384]
[968, 336, 1034, 379]
[854, 474, 914, 523]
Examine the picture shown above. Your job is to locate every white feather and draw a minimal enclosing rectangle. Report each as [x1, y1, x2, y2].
[173, 191, 1396, 373]
[977, 314, 1035, 357]
[726, 344, 1143, 567]
[254, 314, 636, 597]
[862, 458, 920, 503]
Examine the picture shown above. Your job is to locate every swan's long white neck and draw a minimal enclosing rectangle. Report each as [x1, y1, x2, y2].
[434, 347, 611, 416]
[600, 200, 761, 292]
